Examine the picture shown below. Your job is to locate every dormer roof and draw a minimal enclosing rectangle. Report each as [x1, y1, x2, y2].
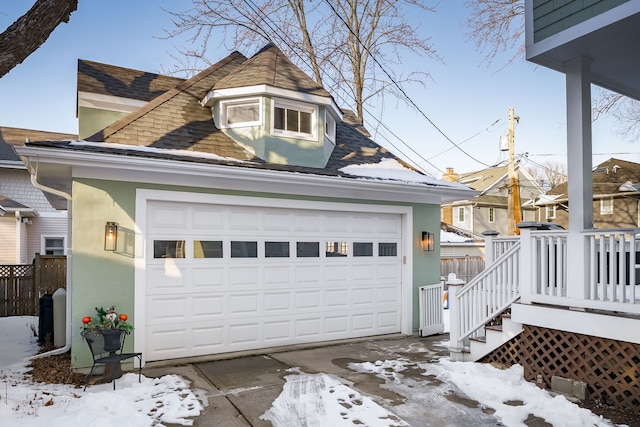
[213, 44, 330, 97]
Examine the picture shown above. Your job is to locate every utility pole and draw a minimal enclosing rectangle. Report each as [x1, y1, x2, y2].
[507, 107, 521, 235]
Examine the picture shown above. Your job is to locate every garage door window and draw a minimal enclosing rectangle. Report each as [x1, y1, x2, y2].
[265, 241, 290, 257]
[353, 242, 373, 257]
[194, 240, 223, 258]
[297, 242, 319, 257]
[154, 240, 185, 258]
[231, 241, 258, 258]
[326, 242, 348, 257]
[379, 243, 397, 256]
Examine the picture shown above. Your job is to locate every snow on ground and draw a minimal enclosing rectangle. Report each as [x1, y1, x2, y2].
[0, 316, 203, 427]
[0, 317, 624, 427]
[261, 369, 409, 427]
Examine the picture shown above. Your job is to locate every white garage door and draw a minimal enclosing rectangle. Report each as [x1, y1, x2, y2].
[144, 200, 403, 361]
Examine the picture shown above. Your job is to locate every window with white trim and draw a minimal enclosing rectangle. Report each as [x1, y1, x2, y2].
[220, 98, 262, 128]
[457, 207, 465, 222]
[42, 236, 65, 255]
[272, 98, 317, 140]
[488, 207, 495, 223]
[325, 111, 336, 143]
[546, 204, 556, 219]
[600, 197, 614, 215]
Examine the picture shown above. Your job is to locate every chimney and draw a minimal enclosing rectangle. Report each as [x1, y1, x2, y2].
[442, 167, 459, 182]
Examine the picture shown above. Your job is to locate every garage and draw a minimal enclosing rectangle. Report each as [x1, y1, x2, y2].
[140, 193, 408, 362]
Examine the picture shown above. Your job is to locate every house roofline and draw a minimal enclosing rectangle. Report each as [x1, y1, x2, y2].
[15, 145, 478, 205]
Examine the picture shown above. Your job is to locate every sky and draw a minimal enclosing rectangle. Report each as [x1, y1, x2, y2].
[0, 1, 638, 178]
[0, 316, 621, 427]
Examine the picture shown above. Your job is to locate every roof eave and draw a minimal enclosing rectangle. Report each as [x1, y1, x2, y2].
[15, 146, 477, 205]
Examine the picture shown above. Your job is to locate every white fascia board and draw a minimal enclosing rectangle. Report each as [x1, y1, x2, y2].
[15, 146, 476, 205]
[78, 91, 147, 113]
[201, 85, 342, 120]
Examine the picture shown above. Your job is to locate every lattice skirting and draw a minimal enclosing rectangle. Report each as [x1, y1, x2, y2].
[480, 324, 640, 411]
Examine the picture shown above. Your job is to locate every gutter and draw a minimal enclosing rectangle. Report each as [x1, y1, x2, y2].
[29, 163, 73, 359]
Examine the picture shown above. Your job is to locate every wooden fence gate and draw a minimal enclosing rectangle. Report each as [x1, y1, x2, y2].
[0, 255, 66, 317]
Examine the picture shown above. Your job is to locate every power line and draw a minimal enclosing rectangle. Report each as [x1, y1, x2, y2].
[322, 0, 493, 168]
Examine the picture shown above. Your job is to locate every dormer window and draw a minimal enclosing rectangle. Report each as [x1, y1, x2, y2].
[325, 111, 336, 143]
[220, 97, 262, 128]
[271, 98, 317, 140]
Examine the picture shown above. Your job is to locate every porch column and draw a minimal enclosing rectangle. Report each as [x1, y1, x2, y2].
[482, 230, 499, 265]
[565, 56, 593, 299]
[447, 274, 466, 362]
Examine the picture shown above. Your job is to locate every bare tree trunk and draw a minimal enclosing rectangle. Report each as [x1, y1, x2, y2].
[0, 0, 78, 78]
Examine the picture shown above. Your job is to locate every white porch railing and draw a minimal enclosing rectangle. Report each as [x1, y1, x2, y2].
[520, 227, 640, 315]
[449, 241, 521, 346]
[448, 226, 640, 359]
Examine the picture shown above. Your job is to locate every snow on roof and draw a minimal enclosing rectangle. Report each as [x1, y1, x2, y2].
[339, 158, 471, 189]
[69, 140, 254, 164]
[441, 230, 474, 243]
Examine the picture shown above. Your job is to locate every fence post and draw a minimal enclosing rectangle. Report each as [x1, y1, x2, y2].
[447, 273, 466, 362]
[482, 230, 499, 265]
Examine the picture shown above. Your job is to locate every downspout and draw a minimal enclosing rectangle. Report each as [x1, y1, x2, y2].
[29, 164, 73, 359]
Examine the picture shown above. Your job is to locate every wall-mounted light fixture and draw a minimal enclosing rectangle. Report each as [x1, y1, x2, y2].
[421, 231, 434, 252]
[104, 222, 118, 251]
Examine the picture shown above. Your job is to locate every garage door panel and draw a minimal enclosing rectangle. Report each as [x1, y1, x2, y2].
[264, 265, 291, 285]
[147, 263, 190, 293]
[229, 323, 259, 344]
[295, 290, 321, 309]
[229, 294, 259, 314]
[229, 209, 259, 231]
[147, 296, 188, 322]
[325, 289, 349, 307]
[191, 207, 224, 229]
[229, 266, 259, 287]
[264, 320, 292, 341]
[353, 288, 375, 305]
[295, 318, 321, 338]
[352, 264, 375, 281]
[295, 265, 322, 284]
[192, 266, 225, 288]
[193, 296, 225, 318]
[264, 292, 292, 311]
[145, 200, 404, 362]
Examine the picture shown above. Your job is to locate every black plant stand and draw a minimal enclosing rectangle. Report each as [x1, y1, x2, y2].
[81, 329, 142, 390]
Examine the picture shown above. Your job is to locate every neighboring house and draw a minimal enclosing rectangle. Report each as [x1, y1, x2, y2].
[0, 127, 75, 264]
[446, 2, 640, 411]
[440, 222, 485, 283]
[441, 165, 544, 236]
[14, 44, 476, 369]
[536, 158, 640, 229]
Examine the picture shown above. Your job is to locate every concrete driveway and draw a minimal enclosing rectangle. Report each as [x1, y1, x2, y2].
[142, 334, 546, 426]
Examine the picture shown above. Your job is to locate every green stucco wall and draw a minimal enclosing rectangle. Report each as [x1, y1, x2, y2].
[70, 178, 441, 368]
[533, 0, 629, 42]
[78, 107, 129, 140]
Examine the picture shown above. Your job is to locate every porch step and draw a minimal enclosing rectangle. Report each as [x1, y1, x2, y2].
[465, 317, 523, 362]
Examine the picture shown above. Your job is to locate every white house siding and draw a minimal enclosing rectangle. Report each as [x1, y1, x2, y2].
[26, 214, 68, 260]
[0, 217, 17, 264]
[0, 169, 57, 212]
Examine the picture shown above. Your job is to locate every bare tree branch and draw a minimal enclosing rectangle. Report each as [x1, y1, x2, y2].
[162, 0, 439, 123]
[0, 0, 78, 78]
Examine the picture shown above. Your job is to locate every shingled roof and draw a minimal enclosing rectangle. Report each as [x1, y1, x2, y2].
[28, 45, 433, 183]
[0, 127, 77, 162]
[544, 158, 640, 200]
[213, 44, 330, 97]
[78, 59, 185, 102]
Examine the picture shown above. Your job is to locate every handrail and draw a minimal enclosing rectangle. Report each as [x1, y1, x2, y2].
[452, 241, 521, 343]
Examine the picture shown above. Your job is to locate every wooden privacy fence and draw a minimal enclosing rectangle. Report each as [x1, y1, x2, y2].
[441, 256, 485, 283]
[0, 255, 66, 317]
